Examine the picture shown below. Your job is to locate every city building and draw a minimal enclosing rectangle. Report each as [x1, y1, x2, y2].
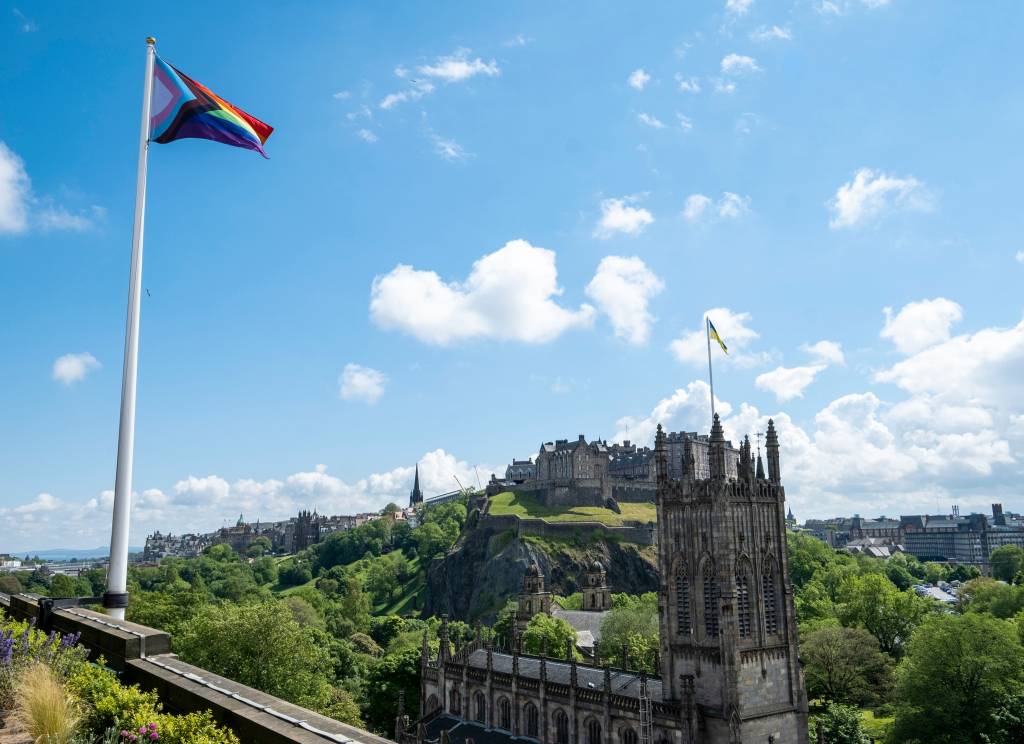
[407, 416, 808, 744]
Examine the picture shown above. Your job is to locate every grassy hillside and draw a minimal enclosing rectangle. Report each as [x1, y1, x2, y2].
[489, 491, 656, 525]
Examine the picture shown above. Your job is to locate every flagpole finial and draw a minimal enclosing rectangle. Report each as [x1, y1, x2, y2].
[146, 36, 156, 45]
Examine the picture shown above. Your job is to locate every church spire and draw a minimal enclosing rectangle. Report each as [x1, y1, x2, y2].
[709, 413, 726, 479]
[766, 418, 781, 484]
[409, 464, 423, 506]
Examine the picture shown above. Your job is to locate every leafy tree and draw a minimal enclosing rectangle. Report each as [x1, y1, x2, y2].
[204, 543, 237, 562]
[412, 522, 449, 562]
[283, 595, 325, 629]
[991, 546, 1024, 584]
[813, 703, 869, 744]
[279, 560, 313, 587]
[801, 626, 893, 707]
[0, 574, 23, 594]
[49, 573, 79, 597]
[128, 589, 210, 637]
[555, 593, 583, 610]
[175, 601, 332, 710]
[323, 687, 364, 728]
[382, 502, 401, 514]
[369, 615, 407, 648]
[982, 691, 1024, 744]
[599, 593, 658, 672]
[959, 578, 1024, 619]
[365, 552, 410, 603]
[362, 648, 421, 735]
[522, 613, 578, 659]
[836, 573, 932, 656]
[252, 556, 278, 585]
[492, 601, 519, 649]
[787, 530, 838, 588]
[246, 536, 273, 558]
[892, 613, 1024, 744]
[329, 576, 372, 636]
[886, 561, 915, 591]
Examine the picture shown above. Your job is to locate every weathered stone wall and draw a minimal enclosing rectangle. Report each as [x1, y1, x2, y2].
[515, 479, 657, 507]
[478, 512, 655, 546]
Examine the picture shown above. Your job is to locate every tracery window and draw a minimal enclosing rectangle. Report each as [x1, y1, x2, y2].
[498, 697, 511, 730]
[474, 691, 486, 724]
[675, 570, 691, 635]
[622, 727, 638, 744]
[762, 563, 779, 635]
[524, 703, 539, 738]
[554, 709, 569, 744]
[736, 570, 752, 639]
[703, 563, 720, 638]
[586, 718, 602, 744]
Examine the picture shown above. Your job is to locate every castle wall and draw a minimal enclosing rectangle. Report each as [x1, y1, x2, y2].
[479, 512, 655, 546]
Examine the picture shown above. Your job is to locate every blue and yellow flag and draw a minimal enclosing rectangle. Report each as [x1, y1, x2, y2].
[708, 318, 728, 354]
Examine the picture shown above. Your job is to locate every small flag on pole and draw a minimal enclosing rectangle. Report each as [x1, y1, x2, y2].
[708, 318, 728, 354]
[150, 56, 273, 157]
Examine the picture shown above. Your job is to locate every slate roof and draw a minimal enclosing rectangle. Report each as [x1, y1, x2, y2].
[422, 715, 535, 744]
[551, 608, 609, 649]
[464, 650, 663, 699]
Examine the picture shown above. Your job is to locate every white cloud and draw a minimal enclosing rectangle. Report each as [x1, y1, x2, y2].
[721, 54, 761, 76]
[370, 239, 595, 346]
[682, 192, 750, 222]
[379, 80, 435, 110]
[12, 8, 36, 33]
[828, 167, 932, 229]
[675, 75, 701, 93]
[1015, 251, 1024, 264]
[676, 113, 694, 132]
[585, 256, 665, 345]
[628, 69, 651, 90]
[615, 380, 729, 445]
[332, 90, 352, 100]
[502, 34, 533, 48]
[357, 129, 378, 143]
[339, 363, 388, 405]
[726, 0, 755, 15]
[430, 132, 472, 161]
[36, 204, 103, 232]
[756, 364, 828, 402]
[418, 49, 500, 82]
[13, 493, 58, 514]
[803, 340, 846, 365]
[637, 113, 665, 129]
[0, 141, 30, 234]
[880, 298, 963, 354]
[52, 352, 100, 385]
[669, 308, 762, 366]
[682, 194, 712, 222]
[713, 79, 737, 94]
[594, 197, 654, 239]
[173, 475, 231, 505]
[750, 25, 792, 41]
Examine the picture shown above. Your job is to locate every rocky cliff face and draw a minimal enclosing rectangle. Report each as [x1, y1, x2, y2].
[423, 518, 659, 623]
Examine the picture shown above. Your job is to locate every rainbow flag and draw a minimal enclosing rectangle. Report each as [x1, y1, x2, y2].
[150, 56, 273, 157]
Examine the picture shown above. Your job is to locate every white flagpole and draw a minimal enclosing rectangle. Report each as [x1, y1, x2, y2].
[706, 317, 716, 423]
[105, 37, 157, 619]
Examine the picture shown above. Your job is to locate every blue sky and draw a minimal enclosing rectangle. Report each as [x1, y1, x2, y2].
[2, 1, 1023, 551]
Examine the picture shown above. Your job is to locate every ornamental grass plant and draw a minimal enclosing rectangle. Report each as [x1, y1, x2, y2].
[14, 661, 82, 744]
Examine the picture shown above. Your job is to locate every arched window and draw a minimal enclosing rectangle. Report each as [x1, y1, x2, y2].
[675, 567, 691, 636]
[622, 727, 638, 744]
[762, 561, 779, 635]
[524, 702, 539, 738]
[736, 566, 752, 639]
[426, 694, 439, 713]
[498, 697, 511, 730]
[586, 718, 602, 744]
[703, 562, 719, 638]
[474, 691, 486, 724]
[553, 709, 569, 744]
[450, 685, 461, 714]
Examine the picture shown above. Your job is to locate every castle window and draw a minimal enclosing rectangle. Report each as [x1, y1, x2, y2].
[762, 566, 779, 635]
[674, 570, 691, 636]
[498, 697, 511, 730]
[622, 727, 638, 744]
[736, 572, 752, 639]
[525, 703, 539, 738]
[586, 718, 602, 744]
[450, 686, 461, 714]
[554, 709, 569, 744]
[703, 565, 720, 638]
[474, 691, 486, 724]
[426, 694, 439, 713]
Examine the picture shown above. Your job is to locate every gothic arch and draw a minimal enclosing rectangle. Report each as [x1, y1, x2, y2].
[621, 726, 639, 744]
[473, 690, 486, 724]
[673, 556, 692, 637]
[699, 555, 720, 639]
[426, 694, 439, 713]
[584, 717, 602, 744]
[760, 552, 780, 636]
[552, 708, 569, 744]
[728, 708, 742, 744]
[523, 701, 539, 738]
[497, 696, 511, 730]
[735, 554, 754, 641]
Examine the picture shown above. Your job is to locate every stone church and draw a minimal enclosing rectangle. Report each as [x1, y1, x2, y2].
[400, 416, 808, 743]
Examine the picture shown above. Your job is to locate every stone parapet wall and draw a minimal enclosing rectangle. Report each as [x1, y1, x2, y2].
[0, 592, 393, 744]
[479, 512, 655, 546]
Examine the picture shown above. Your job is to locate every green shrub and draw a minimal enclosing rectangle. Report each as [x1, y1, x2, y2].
[152, 710, 240, 744]
[67, 662, 159, 734]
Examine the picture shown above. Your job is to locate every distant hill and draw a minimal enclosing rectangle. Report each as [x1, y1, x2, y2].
[4, 546, 143, 561]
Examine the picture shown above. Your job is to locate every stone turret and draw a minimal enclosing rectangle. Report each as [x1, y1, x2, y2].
[708, 413, 726, 479]
[766, 418, 781, 484]
[582, 560, 611, 611]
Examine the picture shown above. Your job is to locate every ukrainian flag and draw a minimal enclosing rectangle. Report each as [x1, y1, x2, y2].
[708, 318, 728, 354]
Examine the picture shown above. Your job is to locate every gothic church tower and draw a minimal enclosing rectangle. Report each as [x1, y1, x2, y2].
[655, 416, 808, 743]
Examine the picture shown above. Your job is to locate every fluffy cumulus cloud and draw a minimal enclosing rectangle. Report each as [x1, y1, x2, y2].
[803, 340, 845, 365]
[828, 167, 932, 229]
[756, 364, 828, 402]
[1016, 251, 1024, 264]
[628, 68, 651, 90]
[0, 141, 101, 234]
[725, 0, 755, 15]
[417, 48, 500, 82]
[636, 113, 665, 129]
[682, 192, 750, 223]
[52, 352, 100, 385]
[584, 256, 665, 345]
[594, 197, 654, 239]
[880, 298, 963, 354]
[338, 363, 387, 404]
[3, 451, 497, 551]
[669, 308, 764, 367]
[615, 380, 729, 445]
[675, 75, 701, 93]
[750, 25, 792, 41]
[721, 54, 761, 76]
[370, 239, 595, 345]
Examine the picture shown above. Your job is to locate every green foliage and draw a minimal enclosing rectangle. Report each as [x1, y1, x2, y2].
[246, 536, 273, 558]
[960, 578, 1024, 619]
[788, 530, 839, 588]
[812, 703, 869, 744]
[369, 615, 407, 648]
[990, 546, 1024, 583]
[0, 617, 89, 709]
[151, 711, 240, 744]
[278, 559, 313, 587]
[982, 691, 1024, 744]
[127, 590, 209, 637]
[282, 595, 325, 629]
[491, 600, 518, 649]
[322, 686, 364, 728]
[892, 613, 1024, 743]
[835, 573, 933, 656]
[488, 491, 655, 526]
[522, 613, 578, 659]
[50, 573, 80, 597]
[328, 575, 372, 637]
[362, 648, 421, 735]
[801, 626, 893, 707]
[0, 573, 22, 593]
[599, 593, 658, 673]
[174, 601, 332, 710]
[67, 660, 159, 734]
[554, 593, 582, 610]
[364, 551, 412, 603]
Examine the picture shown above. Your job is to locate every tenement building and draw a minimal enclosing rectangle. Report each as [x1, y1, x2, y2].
[405, 416, 808, 744]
